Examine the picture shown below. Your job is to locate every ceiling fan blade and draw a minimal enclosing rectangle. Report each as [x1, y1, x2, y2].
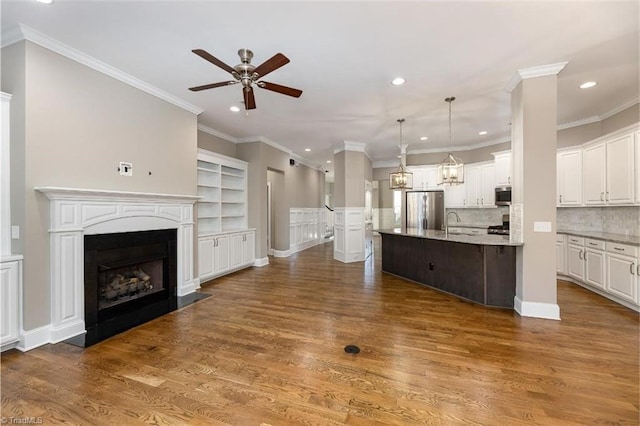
[259, 81, 303, 98]
[252, 53, 290, 78]
[189, 81, 237, 91]
[243, 87, 256, 110]
[192, 49, 236, 74]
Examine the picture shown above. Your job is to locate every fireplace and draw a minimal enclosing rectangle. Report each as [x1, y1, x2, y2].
[83, 229, 177, 346]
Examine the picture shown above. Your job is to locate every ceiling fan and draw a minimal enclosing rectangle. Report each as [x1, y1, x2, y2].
[189, 48, 303, 110]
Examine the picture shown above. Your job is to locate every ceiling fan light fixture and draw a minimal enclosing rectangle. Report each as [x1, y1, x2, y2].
[389, 118, 413, 190]
[437, 97, 464, 186]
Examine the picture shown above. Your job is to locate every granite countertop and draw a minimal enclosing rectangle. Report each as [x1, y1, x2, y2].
[377, 228, 523, 246]
[557, 230, 640, 246]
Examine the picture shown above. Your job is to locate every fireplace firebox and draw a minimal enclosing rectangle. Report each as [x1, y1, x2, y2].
[83, 229, 177, 346]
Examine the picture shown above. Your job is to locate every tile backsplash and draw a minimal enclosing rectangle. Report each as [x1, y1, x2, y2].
[557, 206, 640, 236]
[446, 207, 510, 226]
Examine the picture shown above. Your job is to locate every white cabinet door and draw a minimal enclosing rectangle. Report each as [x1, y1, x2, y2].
[606, 253, 637, 303]
[465, 165, 480, 207]
[585, 249, 606, 289]
[494, 152, 511, 186]
[636, 131, 640, 204]
[606, 134, 635, 204]
[214, 235, 230, 274]
[480, 163, 495, 206]
[557, 149, 583, 206]
[583, 143, 606, 205]
[0, 261, 20, 348]
[424, 166, 438, 189]
[556, 240, 566, 275]
[444, 183, 466, 208]
[198, 237, 214, 279]
[242, 231, 255, 264]
[229, 233, 243, 269]
[567, 244, 585, 282]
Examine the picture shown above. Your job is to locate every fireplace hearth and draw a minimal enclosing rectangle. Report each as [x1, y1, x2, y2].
[83, 229, 177, 346]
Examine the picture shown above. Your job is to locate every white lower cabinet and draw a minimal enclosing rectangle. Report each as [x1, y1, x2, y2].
[584, 239, 606, 290]
[605, 242, 638, 304]
[198, 229, 255, 282]
[559, 234, 639, 310]
[567, 236, 586, 282]
[556, 234, 566, 275]
[1, 258, 21, 351]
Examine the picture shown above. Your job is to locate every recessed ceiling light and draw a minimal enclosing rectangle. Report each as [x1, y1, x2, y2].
[229, 106, 240, 112]
[326, 160, 332, 164]
[580, 81, 597, 89]
[36, 0, 53, 3]
[391, 77, 405, 86]
[397, 155, 402, 159]
[305, 148, 311, 152]
[478, 131, 488, 136]
[420, 136, 428, 141]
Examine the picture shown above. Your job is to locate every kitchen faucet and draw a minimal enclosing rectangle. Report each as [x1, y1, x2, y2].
[446, 211, 461, 235]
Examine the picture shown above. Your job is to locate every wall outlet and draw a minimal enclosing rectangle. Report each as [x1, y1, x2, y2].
[119, 162, 133, 176]
[11, 225, 19, 239]
[533, 221, 552, 233]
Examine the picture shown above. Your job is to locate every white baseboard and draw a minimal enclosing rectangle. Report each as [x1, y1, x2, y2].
[254, 257, 269, 267]
[558, 275, 640, 312]
[178, 278, 199, 296]
[514, 296, 561, 320]
[17, 324, 52, 352]
[273, 249, 291, 258]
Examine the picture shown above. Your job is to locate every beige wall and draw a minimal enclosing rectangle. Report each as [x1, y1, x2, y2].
[601, 104, 639, 134]
[333, 151, 345, 207]
[344, 151, 368, 207]
[197, 130, 237, 158]
[238, 142, 325, 259]
[2, 41, 198, 331]
[557, 122, 601, 148]
[408, 142, 511, 166]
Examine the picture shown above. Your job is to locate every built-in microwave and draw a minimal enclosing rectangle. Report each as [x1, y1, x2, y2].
[495, 186, 512, 206]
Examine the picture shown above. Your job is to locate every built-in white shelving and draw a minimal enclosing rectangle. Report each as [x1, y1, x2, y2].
[197, 149, 248, 235]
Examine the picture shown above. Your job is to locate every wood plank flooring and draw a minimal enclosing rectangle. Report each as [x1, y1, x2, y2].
[2, 239, 639, 425]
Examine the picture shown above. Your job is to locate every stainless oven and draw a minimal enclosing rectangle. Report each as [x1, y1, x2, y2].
[495, 186, 511, 206]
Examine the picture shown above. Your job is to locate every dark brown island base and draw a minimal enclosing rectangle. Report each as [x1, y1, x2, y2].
[378, 228, 523, 308]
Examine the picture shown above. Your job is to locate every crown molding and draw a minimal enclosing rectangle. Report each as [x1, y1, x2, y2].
[599, 97, 639, 121]
[556, 115, 600, 131]
[1, 92, 12, 101]
[1, 26, 23, 48]
[290, 153, 324, 170]
[2, 24, 203, 115]
[236, 135, 292, 155]
[197, 124, 237, 142]
[408, 136, 511, 155]
[372, 160, 399, 169]
[505, 62, 568, 93]
[333, 140, 372, 160]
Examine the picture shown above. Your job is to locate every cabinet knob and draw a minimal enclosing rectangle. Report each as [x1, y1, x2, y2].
[600, 192, 604, 201]
[559, 194, 563, 203]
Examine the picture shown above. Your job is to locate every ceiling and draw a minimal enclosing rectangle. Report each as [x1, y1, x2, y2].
[2, 1, 638, 171]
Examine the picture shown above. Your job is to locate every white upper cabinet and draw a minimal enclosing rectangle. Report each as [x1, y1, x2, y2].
[557, 148, 583, 206]
[465, 164, 481, 207]
[444, 181, 466, 207]
[480, 163, 496, 206]
[462, 162, 494, 208]
[583, 143, 606, 205]
[583, 131, 635, 206]
[606, 133, 635, 204]
[636, 131, 640, 204]
[493, 152, 511, 186]
[408, 166, 438, 190]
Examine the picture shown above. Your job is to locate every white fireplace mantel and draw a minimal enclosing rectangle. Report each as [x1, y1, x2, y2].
[27, 186, 200, 351]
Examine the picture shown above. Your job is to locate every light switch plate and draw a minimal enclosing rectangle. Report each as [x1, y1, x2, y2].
[533, 221, 552, 233]
[11, 225, 19, 239]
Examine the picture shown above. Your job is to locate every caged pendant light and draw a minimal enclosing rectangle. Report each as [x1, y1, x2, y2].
[389, 118, 413, 190]
[437, 97, 465, 185]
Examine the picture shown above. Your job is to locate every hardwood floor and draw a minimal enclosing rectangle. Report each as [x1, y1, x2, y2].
[2, 240, 639, 425]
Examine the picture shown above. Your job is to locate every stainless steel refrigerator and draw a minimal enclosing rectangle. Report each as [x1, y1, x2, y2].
[406, 190, 445, 230]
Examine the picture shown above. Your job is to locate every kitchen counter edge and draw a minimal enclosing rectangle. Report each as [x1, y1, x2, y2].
[376, 228, 523, 246]
[557, 230, 640, 246]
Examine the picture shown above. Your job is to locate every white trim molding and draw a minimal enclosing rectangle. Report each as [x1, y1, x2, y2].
[197, 124, 237, 143]
[288, 208, 326, 256]
[505, 62, 568, 93]
[2, 24, 203, 115]
[254, 257, 269, 267]
[333, 141, 373, 161]
[30, 187, 199, 351]
[514, 296, 561, 320]
[333, 207, 366, 263]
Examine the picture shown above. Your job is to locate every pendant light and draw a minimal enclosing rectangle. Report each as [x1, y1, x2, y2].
[389, 118, 413, 190]
[437, 97, 465, 185]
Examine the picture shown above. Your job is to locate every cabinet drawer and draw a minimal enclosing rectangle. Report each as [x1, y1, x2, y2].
[606, 242, 638, 257]
[585, 238, 605, 251]
[567, 236, 585, 245]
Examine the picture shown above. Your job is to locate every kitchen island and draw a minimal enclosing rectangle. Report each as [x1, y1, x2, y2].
[378, 228, 523, 308]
